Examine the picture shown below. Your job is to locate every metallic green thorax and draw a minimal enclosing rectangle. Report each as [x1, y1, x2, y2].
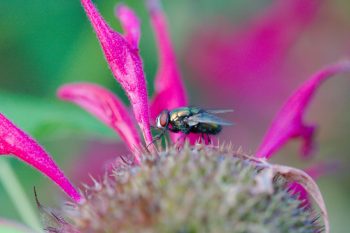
[168, 107, 222, 135]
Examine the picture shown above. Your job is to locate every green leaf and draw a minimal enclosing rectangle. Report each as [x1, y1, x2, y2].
[0, 219, 37, 233]
[0, 91, 117, 140]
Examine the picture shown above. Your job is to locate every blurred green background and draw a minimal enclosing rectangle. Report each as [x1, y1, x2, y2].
[1, 0, 350, 232]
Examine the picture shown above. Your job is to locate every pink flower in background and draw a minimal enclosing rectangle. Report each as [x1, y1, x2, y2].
[186, 0, 322, 101]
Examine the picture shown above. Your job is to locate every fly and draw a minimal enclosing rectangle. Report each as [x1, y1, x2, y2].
[150, 107, 233, 145]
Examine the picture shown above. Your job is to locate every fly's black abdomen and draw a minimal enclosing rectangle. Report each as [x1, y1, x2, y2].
[191, 123, 222, 135]
[155, 107, 232, 138]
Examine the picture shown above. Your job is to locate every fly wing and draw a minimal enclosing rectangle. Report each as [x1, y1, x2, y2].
[185, 112, 233, 126]
[205, 109, 234, 114]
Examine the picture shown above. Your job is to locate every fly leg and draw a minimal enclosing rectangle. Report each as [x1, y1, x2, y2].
[201, 133, 205, 144]
[175, 133, 188, 150]
[206, 133, 212, 144]
[146, 130, 165, 150]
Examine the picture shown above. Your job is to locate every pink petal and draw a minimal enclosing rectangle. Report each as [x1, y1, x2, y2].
[0, 113, 81, 202]
[81, 0, 153, 147]
[147, 0, 198, 143]
[115, 4, 141, 49]
[147, 0, 187, 117]
[256, 61, 350, 159]
[57, 83, 142, 164]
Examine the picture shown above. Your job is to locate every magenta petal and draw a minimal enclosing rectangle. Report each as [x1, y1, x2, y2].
[147, 0, 191, 143]
[147, 0, 187, 119]
[0, 113, 81, 202]
[256, 61, 350, 159]
[81, 0, 153, 147]
[115, 4, 141, 49]
[57, 83, 142, 164]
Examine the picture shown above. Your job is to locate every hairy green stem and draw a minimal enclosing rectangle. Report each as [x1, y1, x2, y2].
[0, 159, 42, 232]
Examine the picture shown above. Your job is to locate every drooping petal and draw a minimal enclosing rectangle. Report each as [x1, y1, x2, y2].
[81, 0, 153, 147]
[0, 113, 81, 202]
[256, 61, 350, 159]
[115, 4, 141, 49]
[57, 83, 142, 164]
[147, 0, 187, 119]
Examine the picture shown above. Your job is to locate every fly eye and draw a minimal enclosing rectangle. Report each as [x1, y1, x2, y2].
[158, 111, 169, 128]
[159, 111, 168, 127]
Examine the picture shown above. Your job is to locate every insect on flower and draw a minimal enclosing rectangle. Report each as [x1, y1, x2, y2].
[152, 107, 233, 144]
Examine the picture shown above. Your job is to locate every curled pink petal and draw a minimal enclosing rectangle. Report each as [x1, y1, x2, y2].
[256, 60, 350, 159]
[57, 83, 142, 164]
[81, 0, 153, 147]
[0, 113, 81, 202]
[115, 4, 141, 49]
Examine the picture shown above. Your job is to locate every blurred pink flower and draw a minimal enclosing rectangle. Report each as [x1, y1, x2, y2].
[186, 0, 322, 101]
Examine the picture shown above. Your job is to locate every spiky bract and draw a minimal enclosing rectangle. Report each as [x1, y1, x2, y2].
[48, 144, 322, 233]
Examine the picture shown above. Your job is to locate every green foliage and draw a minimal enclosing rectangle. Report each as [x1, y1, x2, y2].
[0, 91, 116, 140]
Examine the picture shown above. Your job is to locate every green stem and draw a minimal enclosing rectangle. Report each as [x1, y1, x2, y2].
[0, 159, 42, 232]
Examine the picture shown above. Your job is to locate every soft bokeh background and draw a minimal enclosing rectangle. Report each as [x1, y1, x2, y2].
[0, 0, 350, 232]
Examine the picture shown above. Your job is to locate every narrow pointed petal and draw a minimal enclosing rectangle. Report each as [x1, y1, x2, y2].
[148, 0, 187, 120]
[256, 61, 350, 159]
[147, 0, 194, 143]
[115, 4, 141, 49]
[57, 83, 142, 164]
[0, 113, 81, 202]
[81, 0, 153, 147]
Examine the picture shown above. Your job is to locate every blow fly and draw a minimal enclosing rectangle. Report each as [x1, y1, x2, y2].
[152, 107, 233, 144]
